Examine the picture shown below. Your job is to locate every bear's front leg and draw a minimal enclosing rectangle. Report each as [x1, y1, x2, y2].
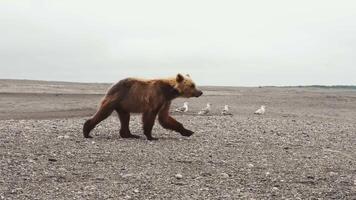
[158, 115, 194, 137]
[142, 112, 158, 140]
[158, 104, 194, 137]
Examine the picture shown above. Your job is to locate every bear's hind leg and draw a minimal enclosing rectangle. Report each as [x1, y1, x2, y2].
[83, 99, 114, 138]
[116, 109, 140, 139]
[142, 112, 158, 140]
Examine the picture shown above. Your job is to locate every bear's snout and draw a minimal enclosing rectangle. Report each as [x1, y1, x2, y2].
[195, 90, 203, 97]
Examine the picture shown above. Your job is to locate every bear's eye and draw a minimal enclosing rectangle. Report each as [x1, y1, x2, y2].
[190, 84, 195, 88]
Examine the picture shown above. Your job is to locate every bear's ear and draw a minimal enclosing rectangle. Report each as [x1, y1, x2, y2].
[176, 73, 184, 83]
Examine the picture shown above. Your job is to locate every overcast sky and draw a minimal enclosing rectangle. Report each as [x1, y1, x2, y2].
[1, 0, 355, 86]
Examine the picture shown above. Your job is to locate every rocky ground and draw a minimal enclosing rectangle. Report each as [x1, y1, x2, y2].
[0, 80, 356, 199]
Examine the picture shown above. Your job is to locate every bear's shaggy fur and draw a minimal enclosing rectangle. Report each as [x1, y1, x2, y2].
[83, 74, 203, 140]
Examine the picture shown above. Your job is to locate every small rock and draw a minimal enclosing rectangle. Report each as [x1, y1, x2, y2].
[91, 141, 96, 144]
[172, 181, 184, 185]
[48, 158, 57, 162]
[125, 195, 132, 199]
[122, 173, 134, 178]
[200, 187, 210, 191]
[133, 189, 139, 193]
[220, 173, 230, 178]
[307, 175, 314, 179]
[247, 163, 254, 168]
[63, 135, 70, 139]
[84, 186, 94, 190]
[201, 172, 212, 177]
[221, 194, 231, 198]
[95, 176, 105, 181]
[272, 187, 279, 191]
[58, 167, 67, 172]
[265, 172, 270, 176]
[175, 173, 183, 179]
[329, 172, 338, 176]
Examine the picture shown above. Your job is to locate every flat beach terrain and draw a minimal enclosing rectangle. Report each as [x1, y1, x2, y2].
[0, 79, 355, 199]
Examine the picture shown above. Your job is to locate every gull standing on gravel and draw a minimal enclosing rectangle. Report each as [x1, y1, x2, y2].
[175, 102, 189, 112]
[222, 105, 233, 115]
[198, 103, 211, 115]
[254, 105, 266, 115]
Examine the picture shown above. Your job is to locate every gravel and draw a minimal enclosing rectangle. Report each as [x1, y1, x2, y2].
[0, 83, 356, 199]
[1, 112, 355, 199]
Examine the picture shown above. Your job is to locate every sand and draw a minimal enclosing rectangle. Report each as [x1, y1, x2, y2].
[0, 79, 355, 199]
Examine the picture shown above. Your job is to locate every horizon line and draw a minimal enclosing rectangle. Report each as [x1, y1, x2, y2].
[1, 78, 356, 89]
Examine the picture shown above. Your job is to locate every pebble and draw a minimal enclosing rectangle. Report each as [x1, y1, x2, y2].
[201, 172, 212, 177]
[133, 189, 139, 193]
[248, 163, 254, 168]
[122, 173, 134, 178]
[95, 176, 105, 181]
[175, 173, 183, 179]
[221, 194, 231, 198]
[220, 173, 230, 178]
[329, 172, 338, 176]
[57, 135, 70, 139]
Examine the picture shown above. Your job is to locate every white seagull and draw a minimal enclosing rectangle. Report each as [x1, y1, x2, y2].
[175, 102, 189, 112]
[198, 103, 211, 115]
[254, 105, 266, 115]
[222, 105, 233, 115]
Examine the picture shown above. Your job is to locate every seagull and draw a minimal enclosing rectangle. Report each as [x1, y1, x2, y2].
[198, 103, 211, 115]
[175, 102, 189, 112]
[254, 105, 266, 115]
[222, 105, 233, 115]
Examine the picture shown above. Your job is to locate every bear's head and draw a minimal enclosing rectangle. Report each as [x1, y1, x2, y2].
[174, 73, 203, 98]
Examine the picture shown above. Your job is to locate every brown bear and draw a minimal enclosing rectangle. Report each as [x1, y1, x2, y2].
[83, 73, 203, 140]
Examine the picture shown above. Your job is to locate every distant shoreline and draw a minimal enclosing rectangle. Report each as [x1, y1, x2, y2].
[0, 79, 355, 89]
